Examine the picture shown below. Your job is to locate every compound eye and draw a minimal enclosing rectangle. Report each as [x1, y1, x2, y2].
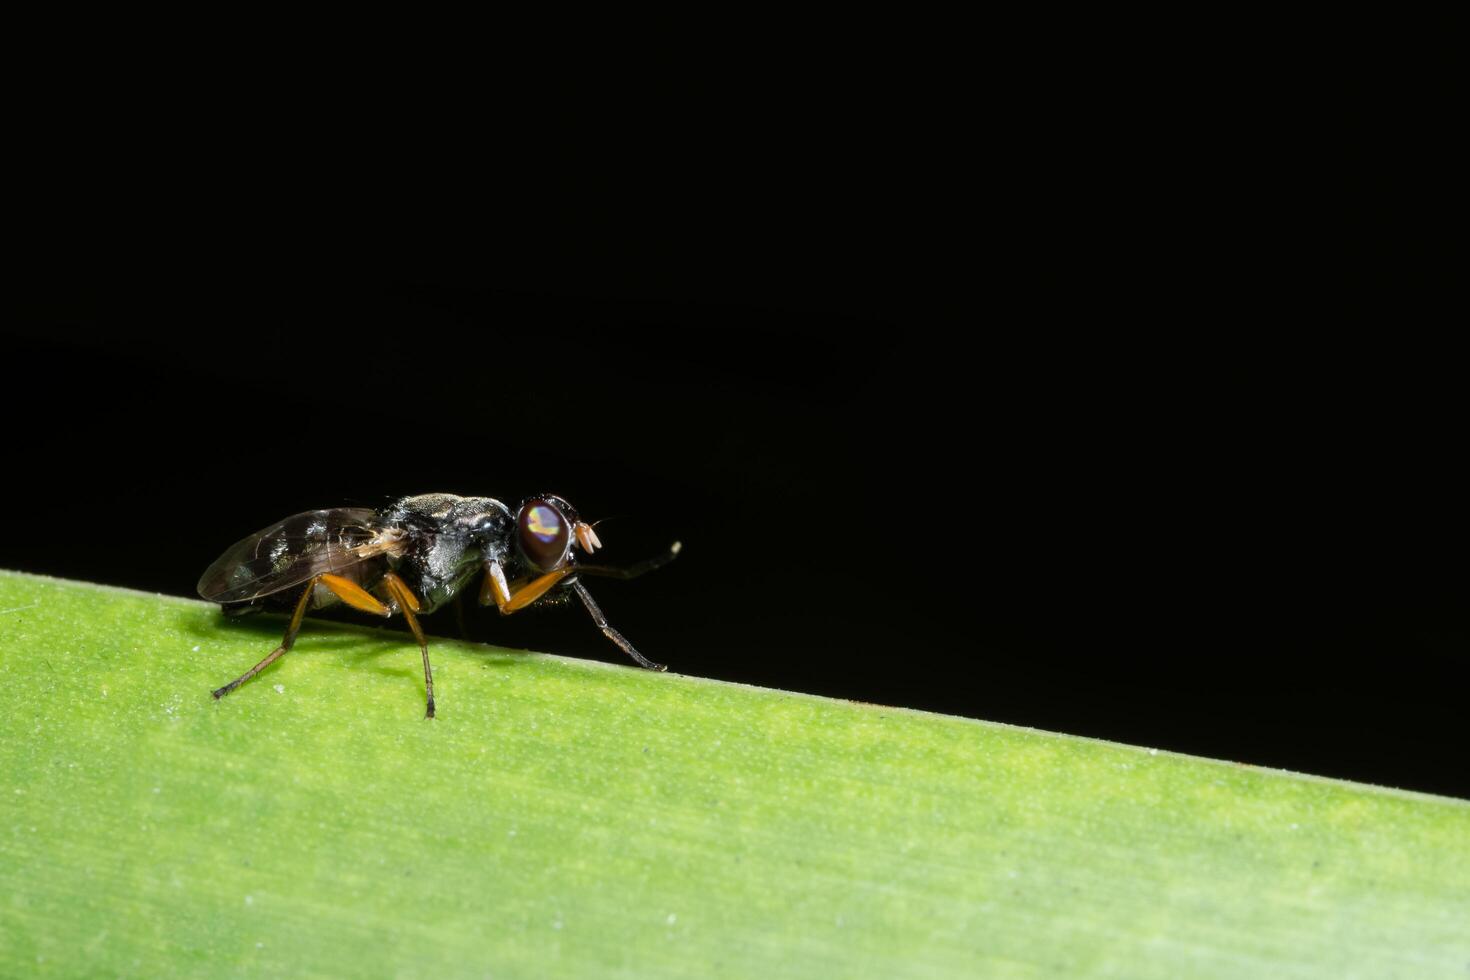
[517, 499, 571, 571]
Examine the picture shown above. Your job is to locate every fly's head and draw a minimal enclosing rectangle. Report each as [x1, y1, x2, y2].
[515, 493, 602, 573]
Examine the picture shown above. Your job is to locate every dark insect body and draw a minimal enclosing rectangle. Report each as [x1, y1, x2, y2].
[197, 493, 680, 718]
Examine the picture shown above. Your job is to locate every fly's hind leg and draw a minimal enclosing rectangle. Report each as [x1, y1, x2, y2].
[211, 578, 318, 699]
[212, 573, 389, 702]
[382, 572, 435, 719]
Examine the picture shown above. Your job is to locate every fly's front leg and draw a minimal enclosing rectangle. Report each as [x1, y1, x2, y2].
[567, 541, 681, 581]
[479, 558, 512, 610]
[571, 579, 665, 671]
[478, 559, 667, 671]
[478, 559, 571, 613]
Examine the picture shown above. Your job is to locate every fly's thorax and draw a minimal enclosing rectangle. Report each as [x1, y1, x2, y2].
[382, 529, 476, 614]
[385, 493, 467, 521]
[378, 494, 516, 613]
[449, 496, 516, 565]
[380, 495, 514, 559]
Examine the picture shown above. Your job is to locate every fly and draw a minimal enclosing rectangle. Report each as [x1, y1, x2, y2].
[197, 493, 680, 718]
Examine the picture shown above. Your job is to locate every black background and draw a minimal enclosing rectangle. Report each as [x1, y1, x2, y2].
[7, 59, 1465, 798]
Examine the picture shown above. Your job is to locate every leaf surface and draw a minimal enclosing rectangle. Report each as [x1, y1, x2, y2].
[1, 570, 1466, 978]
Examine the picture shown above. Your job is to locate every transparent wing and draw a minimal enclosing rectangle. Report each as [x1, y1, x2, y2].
[196, 508, 402, 603]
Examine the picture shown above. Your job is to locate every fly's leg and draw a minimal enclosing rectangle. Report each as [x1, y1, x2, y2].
[479, 558, 512, 609]
[566, 541, 682, 581]
[571, 579, 665, 671]
[382, 572, 435, 719]
[478, 559, 668, 671]
[212, 578, 317, 699]
[320, 573, 392, 617]
[504, 567, 574, 612]
[212, 573, 388, 701]
[478, 561, 572, 613]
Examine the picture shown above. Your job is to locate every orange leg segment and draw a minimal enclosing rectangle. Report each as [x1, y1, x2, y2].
[382, 571, 435, 719]
[479, 559, 574, 614]
[320, 573, 391, 616]
[213, 572, 435, 718]
[479, 559, 511, 609]
[504, 567, 575, 613]
[474, 558, 665, 672]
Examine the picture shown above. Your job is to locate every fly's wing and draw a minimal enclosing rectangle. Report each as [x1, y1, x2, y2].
[197, 508, 403, 604]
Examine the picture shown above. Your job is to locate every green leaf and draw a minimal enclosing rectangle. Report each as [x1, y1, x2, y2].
[1, 570, 1466, 978]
